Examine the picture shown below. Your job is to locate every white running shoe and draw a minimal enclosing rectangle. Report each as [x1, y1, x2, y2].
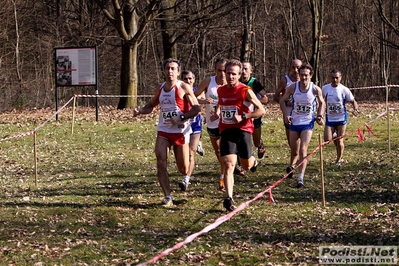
[178, 180, 189, 191]
[196, 141, 204, 156]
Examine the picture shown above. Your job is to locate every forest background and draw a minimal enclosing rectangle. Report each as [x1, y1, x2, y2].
[1, 0, 399, 110]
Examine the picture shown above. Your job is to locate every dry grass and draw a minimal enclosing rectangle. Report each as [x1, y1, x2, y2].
[0, 101, 398, 265]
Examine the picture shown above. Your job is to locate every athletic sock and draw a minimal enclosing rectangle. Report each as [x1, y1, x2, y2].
[184, 175, 190, 183]
[297, 173, 304, 184]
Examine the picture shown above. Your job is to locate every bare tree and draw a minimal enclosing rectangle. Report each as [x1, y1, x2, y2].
[159, 0, 180, 60]
[1, 0, 399, 111]
[94, 0, 162, 108]
[373, 0, 399, 49]
[307, 0, 324, 85]
[240, 0, 254, 62]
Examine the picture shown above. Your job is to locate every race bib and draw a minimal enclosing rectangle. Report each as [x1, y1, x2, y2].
[161, 107, 179, 124]
[294, 102, 312, 116]
[210, 102, 218, 115]
[327, 102, 343, 115]
[221, 105, 238, 124]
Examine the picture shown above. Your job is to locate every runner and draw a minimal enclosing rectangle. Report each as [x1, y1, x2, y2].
[322, 69, 359, 167]
[195, 58, 228, 192]
[279, 63, 325, 188]
[210, 59, 266, 211]
[133, 58, 200, 207]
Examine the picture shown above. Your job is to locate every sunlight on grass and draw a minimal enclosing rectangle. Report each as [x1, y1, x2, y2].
[0, 104, 398, 265]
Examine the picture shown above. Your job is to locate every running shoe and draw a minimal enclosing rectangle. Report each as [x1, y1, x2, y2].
[233, 165, 246, 176]
[218, 178, 226, 193]
[196, 141, 204, 156]
[257, 143, 265, 159]
[335, 161, 341, 168]
[162, 197, 173, 208]
[295, 181, 304, 188]
[286, 166, 294, 179]
[250, 157, 258, 172]
[223, 197, 236, 211]
[178, 180, 189, 191]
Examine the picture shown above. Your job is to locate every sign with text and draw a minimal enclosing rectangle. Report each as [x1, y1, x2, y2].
[55, 47, 97, 86]
[319, 245, 397, 264]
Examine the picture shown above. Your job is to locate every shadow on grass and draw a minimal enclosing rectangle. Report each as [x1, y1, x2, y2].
[252, 231, 399, 246]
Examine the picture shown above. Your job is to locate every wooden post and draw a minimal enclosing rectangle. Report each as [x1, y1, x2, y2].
[319, 134, 326, 207]
[388, 107, 391, 152]
[386, 85, 389, 110]
[34, 131, 38, 187]
[71, 95, 76, 134]
[386, 85, 391, 152]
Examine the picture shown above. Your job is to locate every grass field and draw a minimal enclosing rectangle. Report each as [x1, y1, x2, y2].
[0, 102, 398, 265]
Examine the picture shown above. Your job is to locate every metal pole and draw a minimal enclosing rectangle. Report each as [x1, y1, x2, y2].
[54, 49, 59, 121]
[55, 88, 59, 121]
[95, 88, 99, 121]
[388, 107, 391, 152]
[95, 46, 99, 121]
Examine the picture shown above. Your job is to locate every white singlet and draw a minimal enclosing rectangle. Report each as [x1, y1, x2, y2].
[205, 76, 220, 129]
[157, 81, 191, 135]
[322, 83, 354, 123]
[290, 82, 317, 126]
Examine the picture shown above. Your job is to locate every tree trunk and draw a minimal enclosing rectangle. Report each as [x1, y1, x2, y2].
[160, 0, 177, 60]
[308, 0, 323, 85]
[240, 0, 253, 62]
[118, 41, 138, 109]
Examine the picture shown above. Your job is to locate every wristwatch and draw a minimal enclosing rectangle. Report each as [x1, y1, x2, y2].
[241, 113, 247, 120]
[180, 114, 185, 121]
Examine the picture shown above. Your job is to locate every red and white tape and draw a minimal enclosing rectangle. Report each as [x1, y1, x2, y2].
[0, 130, 35, 143]
[74, 94, 153, 98]
[137, 107, 396, 265]
[34, 96, 75, 131]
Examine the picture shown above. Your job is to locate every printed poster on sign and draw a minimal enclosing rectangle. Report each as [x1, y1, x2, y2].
[55, 47, 97, 86]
